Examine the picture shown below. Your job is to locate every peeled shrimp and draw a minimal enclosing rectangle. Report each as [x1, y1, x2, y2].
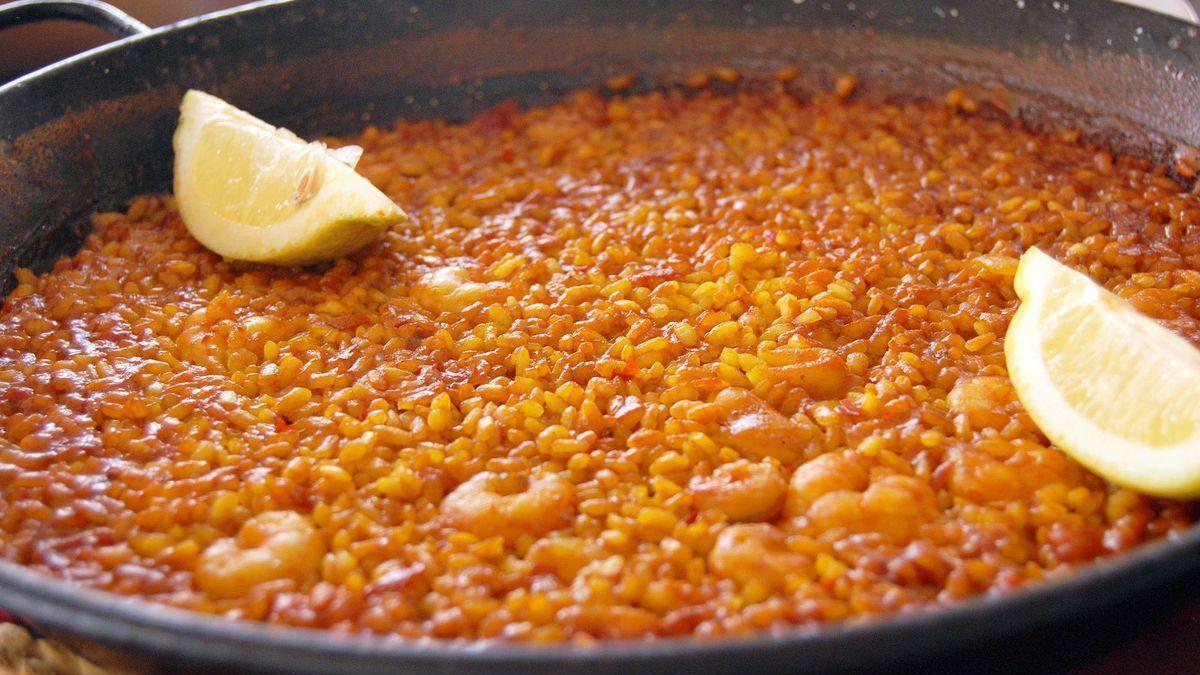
[688, 459, 788, 522]
[440, 471, 575, 542]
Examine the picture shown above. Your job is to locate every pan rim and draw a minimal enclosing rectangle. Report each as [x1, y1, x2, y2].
[1, 0, 1199, 669]
[0, 0, 294, 101]
[0, 525, 1196, 665]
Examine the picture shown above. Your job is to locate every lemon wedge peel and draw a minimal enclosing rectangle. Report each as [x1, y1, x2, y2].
[1005, 247, 1200, 498]
[172, 90, 404, 265]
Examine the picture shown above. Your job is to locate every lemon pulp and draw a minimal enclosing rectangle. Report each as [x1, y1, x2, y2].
[173, 90, 404, 265]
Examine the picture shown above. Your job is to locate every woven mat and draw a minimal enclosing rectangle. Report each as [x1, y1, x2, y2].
[0, 624, 111, 675]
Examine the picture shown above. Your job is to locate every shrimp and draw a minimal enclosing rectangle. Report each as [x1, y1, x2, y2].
[714, 388, 814, 463]
[785, 452, 938, 544]
[707, 523, 812, 589]
[942, 442, 1083, 504]
[783, 452, 871, 517]
[440, 471, 575, 542]
[410, 265, 504, 314]
[195, 511, 325, 599]
[765, 346, 850, 400]
[947, 376, 1017, 430]
[527, 536, 603, 580]
[688, 459, 788, 522]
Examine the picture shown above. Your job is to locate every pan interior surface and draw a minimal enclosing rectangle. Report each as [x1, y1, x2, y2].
[3, 0, 1200, 296]
[0, 1, 1199, 673]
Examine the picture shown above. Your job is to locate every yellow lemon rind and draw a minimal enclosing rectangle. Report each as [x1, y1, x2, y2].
[172, 90, 404, 266]
[1005, 247, 1200, 498]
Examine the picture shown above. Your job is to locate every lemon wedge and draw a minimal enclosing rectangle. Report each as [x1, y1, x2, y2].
[172, 90, 405, 265]
[1005, 247, 1200, 497]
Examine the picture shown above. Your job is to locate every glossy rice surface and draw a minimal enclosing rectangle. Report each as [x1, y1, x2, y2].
[1, 85, 1197, 642]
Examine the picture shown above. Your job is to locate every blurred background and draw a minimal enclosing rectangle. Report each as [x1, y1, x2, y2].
[0, 0, 1197, 83]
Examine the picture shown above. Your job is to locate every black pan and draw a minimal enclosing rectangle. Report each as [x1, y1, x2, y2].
[1, 1, 1199, 673]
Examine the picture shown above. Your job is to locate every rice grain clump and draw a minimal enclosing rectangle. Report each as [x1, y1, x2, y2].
[1, 84, 1198, 642]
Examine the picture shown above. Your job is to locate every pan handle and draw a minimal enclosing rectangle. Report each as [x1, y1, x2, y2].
[0, 0, 149, 37]
[1181, 0, 1200, 24]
